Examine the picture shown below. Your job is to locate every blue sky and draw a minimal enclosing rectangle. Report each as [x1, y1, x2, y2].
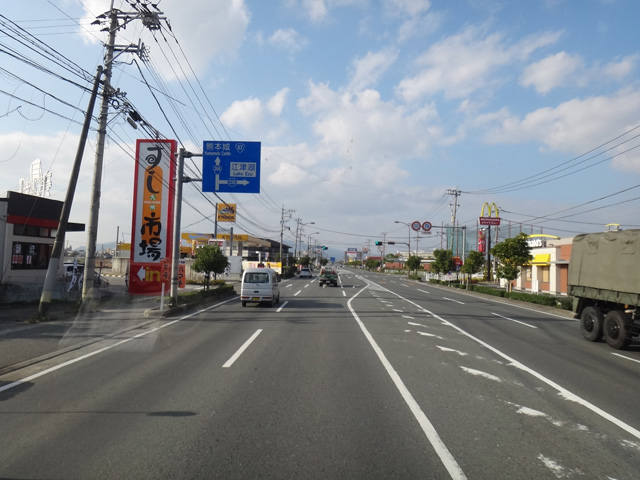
[1, 0, 640, 257]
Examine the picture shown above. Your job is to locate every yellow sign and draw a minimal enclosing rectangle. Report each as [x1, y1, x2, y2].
[217, 203, 237, 222]
[480, 202, 499, 217]
[217, 233, 249, 242]
[479, 202, 501, 226]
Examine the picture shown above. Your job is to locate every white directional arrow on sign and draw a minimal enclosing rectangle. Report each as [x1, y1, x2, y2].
[137, 266, 146, 282]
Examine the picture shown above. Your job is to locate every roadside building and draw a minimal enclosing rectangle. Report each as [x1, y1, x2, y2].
[0, 191, 84, 302]
[511, 235, 573, 296]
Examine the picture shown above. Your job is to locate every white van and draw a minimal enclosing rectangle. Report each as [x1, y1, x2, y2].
[240, 268, 281, 307]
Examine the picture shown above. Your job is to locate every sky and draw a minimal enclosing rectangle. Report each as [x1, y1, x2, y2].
[1, 0, 640, 259]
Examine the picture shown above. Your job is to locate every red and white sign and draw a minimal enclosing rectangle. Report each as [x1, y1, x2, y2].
[479, 216, 501, 226]
[129, 139, 177, 295]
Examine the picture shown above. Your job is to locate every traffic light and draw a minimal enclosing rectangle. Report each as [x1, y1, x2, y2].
[322, 246, 328, 250]
[375, 241, 382, 245]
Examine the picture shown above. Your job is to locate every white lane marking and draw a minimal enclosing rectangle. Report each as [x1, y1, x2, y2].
[611, 353, 640, 365]
[402, 284, 411, 288]
[402, 315, 414, 319]
[347, 287, 467, 480]
[304, 284, 310, 288]
[0, 297, 239, 394]
[393, 309, 403, 312]
[443, 297, 465, 305]
[427, 283, 575, 320]
[418, 331, 443, 339]
[437, 346, 467, 356]
[363, 278, 640, 441]
[294, 290, 302, 296]
[408, 322, 425, 327]
[460, 366, 502, 382]
[222, 329, 263, 368]
[276, 301, 289, 313]
[491, 312, 537, 329]
[286, 284, 293, 288]
[342, 290, 346, 297]
[418, 289, 430, 294]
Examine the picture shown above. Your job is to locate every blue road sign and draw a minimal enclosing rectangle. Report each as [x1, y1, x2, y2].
[202, 141, 261, 193]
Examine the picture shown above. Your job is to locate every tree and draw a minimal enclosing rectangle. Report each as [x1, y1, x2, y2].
[406, 255, 422, 274]
[490, 233, 532, 292]
[319, 257, 329, 266]
[365, 258, 379, 270]
[299, 255, 311, 267]
[192, 245, 229, 289]
[460, 250, 485, 284]
[431, 249, 455, 274]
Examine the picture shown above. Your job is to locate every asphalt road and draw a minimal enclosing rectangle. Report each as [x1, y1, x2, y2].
[1, 268, 639, 479]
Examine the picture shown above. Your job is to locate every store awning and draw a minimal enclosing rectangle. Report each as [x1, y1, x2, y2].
[530, 253, 551, 265]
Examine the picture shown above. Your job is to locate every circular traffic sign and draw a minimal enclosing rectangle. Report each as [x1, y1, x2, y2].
[411, 221, 422, 232]
[422, 221, 432, 232]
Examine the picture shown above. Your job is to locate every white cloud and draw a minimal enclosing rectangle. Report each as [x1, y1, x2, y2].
[602, 55, 638, 81]
[396, 26, 562, 101]
[220, 89, 291, 141]
[347, 48, 398, 92]
[79, 0, 250, 79]
[520, 52, 583, 94]
[268, 28, 308, 55]
[478, 89, 640, 159]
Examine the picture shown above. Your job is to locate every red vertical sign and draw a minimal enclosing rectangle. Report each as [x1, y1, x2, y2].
[129, 139, 177, 295]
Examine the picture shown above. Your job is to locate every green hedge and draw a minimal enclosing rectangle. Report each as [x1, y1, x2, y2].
[176, 284, 235, 305]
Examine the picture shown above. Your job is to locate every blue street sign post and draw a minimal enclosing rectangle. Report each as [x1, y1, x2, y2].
[202, 141, 261, 193]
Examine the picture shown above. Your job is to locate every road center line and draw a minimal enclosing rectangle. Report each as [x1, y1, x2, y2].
[222, 329, 263, 368]
[348, 281, 467, 480]
[491, 312, 537, 329]
[364, 278, 640, 442]
[294, 290, 302, 296]
[418, 289, 430, 294]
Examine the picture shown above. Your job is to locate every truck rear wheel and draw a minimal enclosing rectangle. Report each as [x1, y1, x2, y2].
[603, 310, 631, 350]
[580, 306, 603, 342]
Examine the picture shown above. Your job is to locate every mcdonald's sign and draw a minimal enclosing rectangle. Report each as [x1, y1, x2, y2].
[479, 202, 501, 226]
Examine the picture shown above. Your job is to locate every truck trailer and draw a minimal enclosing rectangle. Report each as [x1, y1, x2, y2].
[569, 229, 640, 349]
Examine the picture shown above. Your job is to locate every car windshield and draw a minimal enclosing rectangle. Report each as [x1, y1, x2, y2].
[245, 272, 269, 283]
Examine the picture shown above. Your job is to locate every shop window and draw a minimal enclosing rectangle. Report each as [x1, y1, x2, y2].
[13, 224, 55, 238]
[11, 242, 52, 269]
[540, 266, 550, 283]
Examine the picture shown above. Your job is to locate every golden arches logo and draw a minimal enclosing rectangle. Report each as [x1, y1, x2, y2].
[480, 202, 499, 218]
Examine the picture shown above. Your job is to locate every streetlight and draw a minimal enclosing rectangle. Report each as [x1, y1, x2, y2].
[307, 232, 319, 257]
[394, 221, 411, 257]
[296, 221, 315, 259]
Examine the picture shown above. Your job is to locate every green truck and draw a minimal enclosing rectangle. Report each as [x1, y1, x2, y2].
[569, 229, 640, 349]
[318, 266, 338, 287]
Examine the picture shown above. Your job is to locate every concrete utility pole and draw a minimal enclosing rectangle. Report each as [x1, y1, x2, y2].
[83, 1, 165, 302]
[38, 66, 103, 319]
[279, 206, 294, 267]
[447, 188, 462, 257]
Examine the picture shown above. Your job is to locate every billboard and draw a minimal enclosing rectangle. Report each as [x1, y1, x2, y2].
[129, 139, 177, 295]
[217, 203, 236, 222]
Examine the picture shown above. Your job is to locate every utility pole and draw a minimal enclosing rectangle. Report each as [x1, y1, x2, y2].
[279, 206, 294, 268]
[38, 66, 103, 319]
[83, 1, 165, 302]
[447, 188, 462, 258]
